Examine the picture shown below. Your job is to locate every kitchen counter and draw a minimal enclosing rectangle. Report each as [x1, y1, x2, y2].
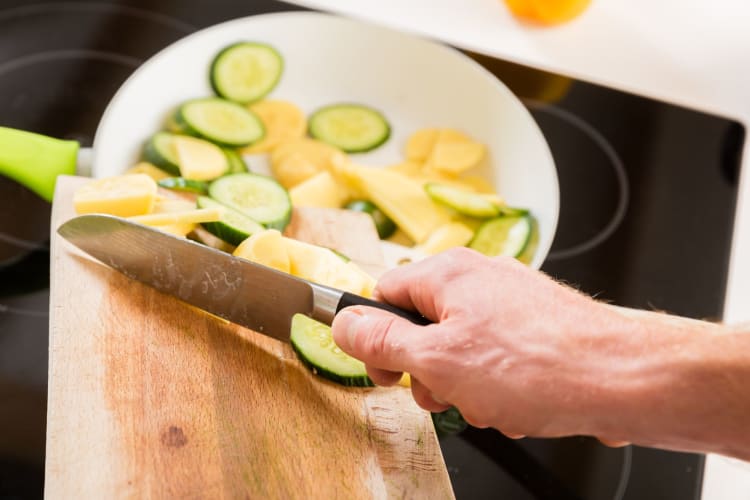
[284, 1, 750, 499]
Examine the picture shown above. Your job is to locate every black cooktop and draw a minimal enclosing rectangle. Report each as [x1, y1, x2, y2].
[0, 1, 744, 499]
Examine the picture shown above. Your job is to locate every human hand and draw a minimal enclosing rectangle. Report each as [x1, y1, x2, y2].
[331, 247, 640, 441]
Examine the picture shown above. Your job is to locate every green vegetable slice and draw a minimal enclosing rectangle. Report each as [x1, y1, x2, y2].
[210, 42, 283, 104]
[468, 215, 533, 258]
[157, 177, 209, 195]
[208, 172, 291, 231]
[425, 183, 500, 219]
[290, 313, 373, 387]
[223, 148, 249, 174]
[142, 132, 181, 176]
[308, 103, 390, 153]
[344, 199, 396, 239]
[196, 195, 264, 246]
[177, 97, 265, 148]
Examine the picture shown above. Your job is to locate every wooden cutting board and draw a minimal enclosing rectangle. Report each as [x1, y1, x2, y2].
[45, 176, 453, 499]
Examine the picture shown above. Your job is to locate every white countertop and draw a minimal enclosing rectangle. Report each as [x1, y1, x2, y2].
[284, 0, 750, 498]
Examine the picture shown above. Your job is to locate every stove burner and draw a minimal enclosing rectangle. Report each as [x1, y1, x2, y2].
[0, 0, 196, 267]
[0, 49, 141, 143]
[526, 101, 629, 261]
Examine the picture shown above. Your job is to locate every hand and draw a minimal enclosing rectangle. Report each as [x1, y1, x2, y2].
[331, 247, 640, 441]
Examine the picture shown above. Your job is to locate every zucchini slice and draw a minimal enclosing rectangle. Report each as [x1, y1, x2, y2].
[468, 215, 533, 258]
[142, 132, 181, 176]
[308, 103, 390, 153]
[210, 42, 283, 104]
[157, 177, 209, 194]
[344, 199, 396, 239]
[425, 183, 500, 219]
[177, 97, 265, 148]
[290, 313, 373, 387]
[208, 172, 292, 231]
[223, 148, 249, 174]
[196, 195, 264, 246]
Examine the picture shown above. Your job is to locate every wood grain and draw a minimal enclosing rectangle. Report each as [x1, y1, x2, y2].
[45, 176, 453, 499]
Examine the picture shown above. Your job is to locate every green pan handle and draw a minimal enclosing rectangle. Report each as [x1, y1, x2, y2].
[0, 127, 79, 202]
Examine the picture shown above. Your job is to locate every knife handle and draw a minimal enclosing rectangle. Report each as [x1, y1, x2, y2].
[336, 292, 432, 326]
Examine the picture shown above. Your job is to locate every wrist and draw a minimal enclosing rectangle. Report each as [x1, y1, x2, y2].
[592, 309, 750, 459]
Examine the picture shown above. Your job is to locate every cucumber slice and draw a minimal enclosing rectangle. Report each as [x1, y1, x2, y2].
[223, 148, 249, 174]
[344, 199, 396, 239]
[142, 132, 181, 176]
[208, 172, 291, 231]
[469, 215, 533, 258]
[290, 313, 373, 387]
[196, 196, 264, 246]
[210, 42, 283, 104]
[308, 103, 390, 153]
[177, 97, 265, 148]
[425, 183, 500, 218]
[157, 177, 209, 194]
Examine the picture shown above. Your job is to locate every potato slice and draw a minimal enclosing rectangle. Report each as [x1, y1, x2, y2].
[233, 229, 291, 274]
[270, 137, 345, 188]
[334, 163, 451, 243]
[289, 170, 350, 208]
[125, 161, 171, 181]
[425, 140, 486, 175]
[414, 221, 475, 255]
[284, 237, 376, 296]
[404, 128, 439, 162]
[173, 136, 228, 180]
[155, 222, 197, 238]
[128, 207, 223, 226]
[240, 100, 307, 154]
[73, 173, 157, 217]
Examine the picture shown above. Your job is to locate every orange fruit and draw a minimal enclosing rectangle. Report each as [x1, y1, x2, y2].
[504, 0, 536, 18]
[504, 0, 592, 25]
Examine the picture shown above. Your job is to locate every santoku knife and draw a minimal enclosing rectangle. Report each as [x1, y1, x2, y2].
[57, 214, 429, 342]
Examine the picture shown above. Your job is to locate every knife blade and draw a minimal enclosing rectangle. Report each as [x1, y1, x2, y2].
[57, 214, 429, 342]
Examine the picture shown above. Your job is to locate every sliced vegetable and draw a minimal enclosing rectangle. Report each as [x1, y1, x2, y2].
[334, 163, 451, 244]
[290, 313, 374, 387]
[241, 99, 307, 154]
[425, 182, 500, 218]
[197, 196, 265, 246]
[468, 215, 533, 258]
[270, 137, 344, 189]
[345, 199, 396, 239]
[173, 135, 229, 181]
[208, 172, 292, 231]
[432, 407, 468, 438]
[223, 148, 249, 173]
[308, 103, 390, 153]
[405, 128, 439, 162]
[414, 222, 474, 255]
[128, 207, 223, 226]
[142, 132, 181, 176]
[73, 174, 157, 217]
[126, 161, 172, 182]
[233, 229, 291, 273]
[176, 97, 265, 148]
[158, 177, 209, 195]
[289, 170, 350, 209]
[283, 237, 376, 297]
[210, 42, 283, 104]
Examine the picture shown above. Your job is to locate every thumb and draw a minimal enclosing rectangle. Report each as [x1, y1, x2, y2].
[332, 306, 425, 373]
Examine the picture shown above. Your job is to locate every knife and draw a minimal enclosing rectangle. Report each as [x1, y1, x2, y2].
[57, 214, 430, 342]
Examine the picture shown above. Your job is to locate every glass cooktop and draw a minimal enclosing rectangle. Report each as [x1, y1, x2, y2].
[0, 1, 744, 499]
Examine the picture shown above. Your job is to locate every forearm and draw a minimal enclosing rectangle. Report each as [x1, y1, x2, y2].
[594, 307, 750, 460]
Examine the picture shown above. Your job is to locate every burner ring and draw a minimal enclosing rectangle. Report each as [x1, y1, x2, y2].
[0, 2, 195, 34]
[0, 49, 142, 77]
[525, 100, 630, 261]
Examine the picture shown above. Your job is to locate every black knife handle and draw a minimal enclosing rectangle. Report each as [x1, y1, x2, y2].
[336, 292, 432, 326]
